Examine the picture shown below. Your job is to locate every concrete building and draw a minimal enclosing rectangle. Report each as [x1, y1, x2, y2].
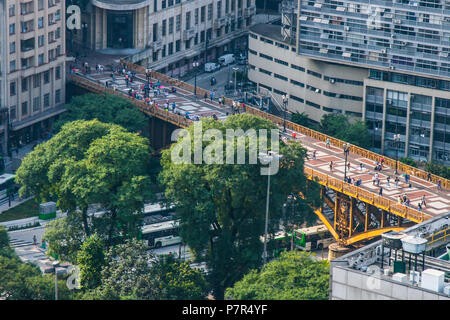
[329, 212, 450, 300]
[79, 0, 257, 76]
[0, 0, 67, 157]
[248, 0, 450, 166]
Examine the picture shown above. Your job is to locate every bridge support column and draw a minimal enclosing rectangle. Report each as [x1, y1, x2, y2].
[349, 198, 354, 237]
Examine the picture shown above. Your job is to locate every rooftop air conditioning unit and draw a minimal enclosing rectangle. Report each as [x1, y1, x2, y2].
[329, 78, 335, 84]
[390, 65, 395, 70]
[381, 48, 387, 53]
[345, 26, 350, 31]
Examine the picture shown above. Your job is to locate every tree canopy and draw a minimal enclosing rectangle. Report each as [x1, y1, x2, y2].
[159, 114, 321, 299]
[79, 239, 209, 300]
[16, 120, 154, 262]
[225, 251, 329, 300]
[54, 93, 148, 134]
[319, 114, 372, 149]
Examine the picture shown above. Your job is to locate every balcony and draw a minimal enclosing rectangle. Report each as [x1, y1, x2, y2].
[183, 28, 196, 41]
[244, 5, 256, 18]
[213, 17, 227, 29]
[150, 40, 163, 51]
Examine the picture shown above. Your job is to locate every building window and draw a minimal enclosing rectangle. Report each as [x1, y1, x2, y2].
[55, 89, 61, 104]
[33, 97, 41, 112]
[307, 70, 322, 79]
[22, 102, 28, 116]
[9, 61, 16, 72]
[162, 45, 166, 58]
[176, 15, 181, 31]
[176, 40, 181, 52]
[9, 23, 15, 35]
[169, 17, 174, 34]
[10, 107, 16, 120]
[55, 66, 61, 80]
[201, 6, 205, 22]
[38, 54, 44, 65]
[259, 68, 272, 76]
[168, 42, 173, 55]
[208, 3, 212, 20]
[34, 74, 41, 88]
[44, 93, 50, 108]
[10, 82, 16, 96]
[195, 8, 199, 25]
[38, 17, 44, 28]
[44, 71, 50, 84]
[186, 11, 191, 29]
[9, 4, 15, 17]
[259, 53, 273, 61]
[22, 78, 28, 92]
[217, 1, 222, 18]
[10, 42, 16, 54]
[162, 19, 166, 36]
[274, 73, 288, 81]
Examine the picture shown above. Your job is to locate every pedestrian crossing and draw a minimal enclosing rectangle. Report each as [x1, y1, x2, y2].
[9, 238, 35, 248]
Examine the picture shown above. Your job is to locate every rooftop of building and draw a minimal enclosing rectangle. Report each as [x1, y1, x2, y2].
[249, 23, 292, 46]
[333, 212, 450, 296]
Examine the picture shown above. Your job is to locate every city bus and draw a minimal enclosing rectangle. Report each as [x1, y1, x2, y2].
[294, 225, 334, 251]
[0, 174, 16, 205]
[265, 225, 334, 257]
[141, 219, 181, 248]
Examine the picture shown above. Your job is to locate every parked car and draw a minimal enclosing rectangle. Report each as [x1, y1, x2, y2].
[204, 62, 220, 72]
[218, 54, 235, 66]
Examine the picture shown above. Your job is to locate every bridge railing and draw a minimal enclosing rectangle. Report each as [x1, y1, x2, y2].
[306, 167, 429, 224]
[119, 61, 448, 189]
[69, 74, 193, 128]
[244, 106, 449, 190]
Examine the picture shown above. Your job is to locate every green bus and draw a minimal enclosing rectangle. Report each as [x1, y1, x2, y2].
[265, 224, 334, 257]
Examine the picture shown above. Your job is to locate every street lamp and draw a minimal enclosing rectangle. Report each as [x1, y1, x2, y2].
[393, 134, 401, 175]
[193, 61, 199, 98]
[343, 143, 350, 181]
[282, 95, 289, 132]
[232, 67, 239, 96]
[259, 150, 283, 265]
[52, 261, 60, 300]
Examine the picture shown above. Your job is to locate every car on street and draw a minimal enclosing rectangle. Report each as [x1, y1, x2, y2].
[204, 62, 220, 72]
[218, 54, 235, 66]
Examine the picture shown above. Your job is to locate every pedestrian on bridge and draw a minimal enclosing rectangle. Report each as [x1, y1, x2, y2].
[421, 195, 427, 207]
[329, 161, 333, 172]
[427, 172, 432, 181]
[312, 150, 316, 160]
[395, 176, 399, 187]
[326, 138, 330, 148]
[437, 179, 442, 191]
[379, 187, 383, 196]
[386, 176, 390, 186]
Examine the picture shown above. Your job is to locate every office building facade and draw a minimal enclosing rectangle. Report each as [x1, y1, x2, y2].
[248, 0, 450, 165]
[81, 0, 256, 75]
[0, 0, 67, 156]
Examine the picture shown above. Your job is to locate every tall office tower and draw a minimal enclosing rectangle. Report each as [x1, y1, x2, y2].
[297, 0, 450, 164]
[77, 0, 256, 75]
[0, 0, 67, 156]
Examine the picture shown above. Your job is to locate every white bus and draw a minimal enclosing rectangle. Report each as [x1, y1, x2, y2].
[295, 224, 335, 251]
[141, 219, 181, 248]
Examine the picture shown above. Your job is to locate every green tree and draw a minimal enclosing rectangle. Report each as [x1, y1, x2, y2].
[0, 255, 71, 300]
[399, 157, 418, 168]
[77, 234, 106, 290]
[43, 214, 85, 263]
[319, 114, 372, 148]
[159, 114, 321, 299]
[152, 255, 209, 300]
[225, 251, 329, 300]
[17, 120, 153, 261]
[0, 225, 9, 249]
[54, 93, 148, 134]
[291, 112, 310, 127]
[425, 162, 450, 179]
